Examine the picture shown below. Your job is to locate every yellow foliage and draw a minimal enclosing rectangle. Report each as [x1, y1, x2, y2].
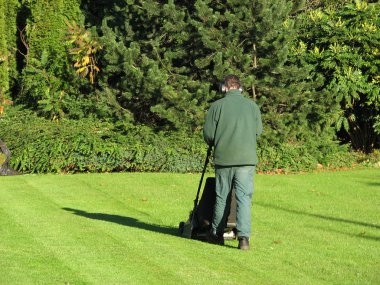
[0, 91, 13, 115]
[0, 153, 7, 165]
[82, 56, 90, 65]
[65, 20, 102, 84]
[355, 0, 368, 11]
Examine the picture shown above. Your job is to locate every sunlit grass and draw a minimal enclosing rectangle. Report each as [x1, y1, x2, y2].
[0, 169, 379, 284]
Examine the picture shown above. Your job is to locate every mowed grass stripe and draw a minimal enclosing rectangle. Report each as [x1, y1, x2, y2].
[0, 183, 90, 285]
[252, 169, 380, 284]
[254, 170, 379, 235]
[0, 178, 160, 284]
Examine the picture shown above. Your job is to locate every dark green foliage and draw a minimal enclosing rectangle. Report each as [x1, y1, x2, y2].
[184, 0, 327, 146]
[82, 0, 211, 130]
[82, 0, 320, 141]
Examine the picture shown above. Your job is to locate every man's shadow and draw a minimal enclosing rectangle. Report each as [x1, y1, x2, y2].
[63, 208, 178, 237]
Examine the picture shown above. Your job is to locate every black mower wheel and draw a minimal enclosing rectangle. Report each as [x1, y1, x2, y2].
[178, 221, 185, 235]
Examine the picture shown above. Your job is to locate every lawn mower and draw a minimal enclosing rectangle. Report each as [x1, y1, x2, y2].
[178, 146, 237, 241]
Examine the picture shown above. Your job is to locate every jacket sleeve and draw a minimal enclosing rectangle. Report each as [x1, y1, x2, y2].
[203, 104, 217, 146]
[255, 104, 263, 137]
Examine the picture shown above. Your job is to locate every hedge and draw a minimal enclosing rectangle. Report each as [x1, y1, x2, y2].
[0, 107, 372, 174]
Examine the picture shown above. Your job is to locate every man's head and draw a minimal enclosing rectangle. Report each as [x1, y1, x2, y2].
[224, 74, 241, 91]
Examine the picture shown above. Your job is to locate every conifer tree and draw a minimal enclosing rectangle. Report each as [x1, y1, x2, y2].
[89, 0, 319, 140]
[87, 0, 210, 130]
[188, 0, 319, 143]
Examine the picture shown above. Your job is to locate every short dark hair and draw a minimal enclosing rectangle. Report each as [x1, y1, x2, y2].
[224, 74, 241, 89]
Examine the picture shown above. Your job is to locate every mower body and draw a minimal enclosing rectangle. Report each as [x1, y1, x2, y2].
[179, 177, 237, 240]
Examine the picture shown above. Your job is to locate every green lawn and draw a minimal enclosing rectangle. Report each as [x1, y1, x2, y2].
[0, 169, 379, 285]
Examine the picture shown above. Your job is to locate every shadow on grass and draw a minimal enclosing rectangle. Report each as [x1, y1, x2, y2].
[63, 208, 240, 249]
[366, 182, 380, 188]
[315, 226, 380, 241]
[256, 202, 380, 230]
[62, 208, 179, 237]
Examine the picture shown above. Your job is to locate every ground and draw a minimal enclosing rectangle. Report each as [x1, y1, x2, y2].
[0, 169, 379, 284]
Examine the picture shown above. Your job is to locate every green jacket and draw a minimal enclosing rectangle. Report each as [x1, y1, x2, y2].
[203, 89, 263, 166]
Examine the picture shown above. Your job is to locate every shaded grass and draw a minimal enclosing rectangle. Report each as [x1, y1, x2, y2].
[0, 169, 379, 284]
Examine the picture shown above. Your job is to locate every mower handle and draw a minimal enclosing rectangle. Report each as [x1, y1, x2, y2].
[192, 145, 212, 216]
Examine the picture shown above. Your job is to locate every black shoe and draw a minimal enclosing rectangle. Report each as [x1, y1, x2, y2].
[207, 231, 224, 246]
[238, 237, 250, 250]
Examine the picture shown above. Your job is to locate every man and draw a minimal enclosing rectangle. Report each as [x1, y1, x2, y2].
[203, 74, 263, 250]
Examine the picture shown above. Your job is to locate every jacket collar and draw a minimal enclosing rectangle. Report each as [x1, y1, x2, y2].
[225, 89, 242, 97]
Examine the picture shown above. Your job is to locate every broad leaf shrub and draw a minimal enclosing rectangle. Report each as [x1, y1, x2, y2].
[0, 109, 123, 173]
[295, 1, 380, 153]
[0, 107, 208, 173]
[0, 107, 372, 174]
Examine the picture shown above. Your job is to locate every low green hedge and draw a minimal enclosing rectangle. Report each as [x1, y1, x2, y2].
[0, 107, 207, 173]
[0, 107, 372, 174]
[258, 141, 361, 173]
